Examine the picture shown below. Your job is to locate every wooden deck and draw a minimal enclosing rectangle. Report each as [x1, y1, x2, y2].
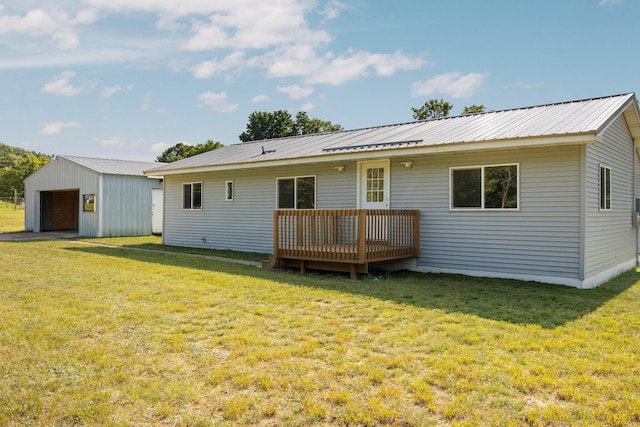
[272, 209, 419, 279]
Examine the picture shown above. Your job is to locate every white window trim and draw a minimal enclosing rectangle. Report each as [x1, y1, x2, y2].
[275, 175, 317, 209]
[225, 180, 234, 202]
[182, 182, 203, 211]
[599, 164, 612, 211]
[449, 163, 520, 211]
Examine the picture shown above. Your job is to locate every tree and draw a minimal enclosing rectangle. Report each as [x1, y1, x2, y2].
[239, 110, 295, 142]
[0, 143, 50, 197]
[239, 110, 343, 142]
[411, 99, 453, 120]
[462, 105, 486, 115]
[156, 140, 224, 163]
[291, 111, 343, 136]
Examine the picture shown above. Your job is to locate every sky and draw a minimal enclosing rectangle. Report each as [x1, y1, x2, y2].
[1, 0, 638, 162]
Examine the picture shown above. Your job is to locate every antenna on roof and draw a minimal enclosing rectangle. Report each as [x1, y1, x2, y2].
[261, 146, 265, 155]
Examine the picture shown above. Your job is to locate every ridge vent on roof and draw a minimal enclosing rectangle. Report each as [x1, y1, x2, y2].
[323, 139, 423, 153]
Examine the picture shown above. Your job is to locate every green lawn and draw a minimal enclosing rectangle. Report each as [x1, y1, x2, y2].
[0, 201, 24, 232]
[1, 239, 639, 426]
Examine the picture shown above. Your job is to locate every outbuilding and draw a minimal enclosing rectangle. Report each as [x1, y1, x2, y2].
[25, 155, 164, 237]
[146, 93, 640, 288]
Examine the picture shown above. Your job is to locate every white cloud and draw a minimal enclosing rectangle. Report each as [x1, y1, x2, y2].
[41, 121, 81, 135]
[508, 81, 545, 90]
[181, 2, 332, 51]
[277, 84, 313, 100]
[0, 7, 97, 50]
[142, 91, 167, 113]
[252, 94, 269, 103]
[150, 142, 173, 153]
[93, 136, 146, 147]
[192, 51, 245, 79]
[599, 0, 621, 5]
[320, 1, 349, 21]
[303, 49, 425, 86]
[198, 91, 238, 112]
[96, 136, 125, 147]
[257, 46, 425, 86]
[300, 102, 314, 112]
[41, 70, 84, 96]
[101, 84, 133, 96]
[411, 72, 489, 99]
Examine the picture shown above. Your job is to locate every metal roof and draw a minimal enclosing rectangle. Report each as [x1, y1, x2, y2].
[148, 93, 639, 174]
[59, 156, 164, 176]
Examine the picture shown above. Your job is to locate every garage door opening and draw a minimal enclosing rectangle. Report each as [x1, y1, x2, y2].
[40, 190, 79, 232]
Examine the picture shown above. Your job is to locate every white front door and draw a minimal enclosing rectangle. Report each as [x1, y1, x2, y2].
[359, 160, 390, 209]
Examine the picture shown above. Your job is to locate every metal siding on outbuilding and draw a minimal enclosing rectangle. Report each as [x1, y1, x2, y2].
[24, 156, 164, 237]
[24, 157, 100, 235]
[102, 175, 158, 237]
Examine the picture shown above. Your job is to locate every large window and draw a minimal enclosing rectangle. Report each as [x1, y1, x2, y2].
[451, 164, 518, 210]
[183, 182, 202, 210]
[600, 165, 611, 211]
[277, 176, 315, 209]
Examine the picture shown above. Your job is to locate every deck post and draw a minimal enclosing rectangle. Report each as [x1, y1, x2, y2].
[413, 210, 420, 257]
[357, 209, 367, 264]
[273, 210, 279, 263]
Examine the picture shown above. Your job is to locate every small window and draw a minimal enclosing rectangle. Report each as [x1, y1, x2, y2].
[600, 165, 611, 210]
[451, 164, 518, 210]
[225, 181, 234, 201]
[277, 176, 315, 209]
[83, 194, 96, 212]
[183, 182, 202, 210]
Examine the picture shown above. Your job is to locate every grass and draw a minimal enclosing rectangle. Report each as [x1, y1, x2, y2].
[79, 235, 269, 262]
[0, 200, 24, 232]
[1, 238, 640, 426]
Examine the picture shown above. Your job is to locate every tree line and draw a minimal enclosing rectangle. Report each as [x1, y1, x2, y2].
[0, 143, 50, 198]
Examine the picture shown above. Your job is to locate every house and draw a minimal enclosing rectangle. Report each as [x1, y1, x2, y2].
[146, 93, 640, 288]
[25, 155, 164, 237]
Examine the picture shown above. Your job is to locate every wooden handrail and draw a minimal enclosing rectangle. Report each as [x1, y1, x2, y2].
[273, 209, 419, 265]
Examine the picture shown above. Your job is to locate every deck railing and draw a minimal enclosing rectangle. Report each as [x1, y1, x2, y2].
[273, 209, 419, 265]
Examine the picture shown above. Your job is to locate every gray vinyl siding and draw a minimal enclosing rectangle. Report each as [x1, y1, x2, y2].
[101, 175, 158, 237]
[162, 163, 357, 253]
[391, 147, 582, 279]
[584, 115, 637, 278]
[24, 157, 100, 235]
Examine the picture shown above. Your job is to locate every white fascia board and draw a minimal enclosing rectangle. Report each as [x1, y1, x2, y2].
[147, 134, 596, 176]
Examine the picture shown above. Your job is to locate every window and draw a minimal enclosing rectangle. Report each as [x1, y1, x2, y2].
[451, 164, 518, 210]
[277, 176, 315, 209]
[600, 165, 611, 210]
[83, 194, 96, 212]
[366, 167, 385, 203]
[225, 180, 234, 201]
[183, 182, 202, 210]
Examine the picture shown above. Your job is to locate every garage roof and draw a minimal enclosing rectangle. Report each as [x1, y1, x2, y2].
[60, 156, 164, 176]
